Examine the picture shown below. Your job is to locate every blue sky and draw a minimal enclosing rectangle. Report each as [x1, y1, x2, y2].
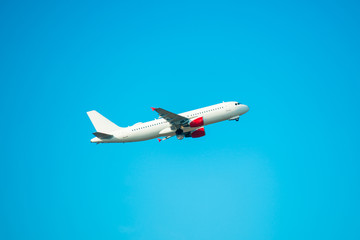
[1, 0, 360, 239]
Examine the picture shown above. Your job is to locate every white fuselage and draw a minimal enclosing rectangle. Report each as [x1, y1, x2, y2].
[91, 101, 249, 143]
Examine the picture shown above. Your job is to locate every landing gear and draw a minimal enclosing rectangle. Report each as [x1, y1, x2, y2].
[229, 116, 240, 121]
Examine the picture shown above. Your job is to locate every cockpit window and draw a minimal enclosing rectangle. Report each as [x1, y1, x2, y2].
[235, 102, 241, 105]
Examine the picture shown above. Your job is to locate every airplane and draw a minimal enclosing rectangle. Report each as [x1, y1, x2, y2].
[87, 101, 249, 143]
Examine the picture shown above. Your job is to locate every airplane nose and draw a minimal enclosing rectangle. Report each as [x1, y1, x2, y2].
[242, 104, 249, 113]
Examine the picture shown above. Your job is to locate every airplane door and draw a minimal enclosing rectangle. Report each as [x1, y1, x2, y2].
[122, 128, 130, 139]
[225, 103, 231, 112]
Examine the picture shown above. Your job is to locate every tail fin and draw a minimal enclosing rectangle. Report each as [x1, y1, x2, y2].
[87, 110, 121, 134]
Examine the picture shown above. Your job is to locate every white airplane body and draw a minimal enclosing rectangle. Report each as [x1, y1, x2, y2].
[87, 101, 249, 143]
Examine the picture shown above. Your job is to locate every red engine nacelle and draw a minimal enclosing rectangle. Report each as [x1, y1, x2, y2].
[191, 127, 205, 138]
[189, 117, 204, 128]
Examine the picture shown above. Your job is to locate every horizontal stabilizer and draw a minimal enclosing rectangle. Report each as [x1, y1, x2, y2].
[92, 132, 113, 139]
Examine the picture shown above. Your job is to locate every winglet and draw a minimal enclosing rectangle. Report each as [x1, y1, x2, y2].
[151, 107, 156, 111]
[157, 138, 161, 142]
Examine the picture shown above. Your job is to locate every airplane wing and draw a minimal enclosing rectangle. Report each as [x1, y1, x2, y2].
[152, 107, 189, 126]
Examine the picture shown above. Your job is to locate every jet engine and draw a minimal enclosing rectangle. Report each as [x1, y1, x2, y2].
[176, 134, 185, 140]
[189, 117, 204, 128]
[176, 128, 185, 140]
[191, 127, 205, 138]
